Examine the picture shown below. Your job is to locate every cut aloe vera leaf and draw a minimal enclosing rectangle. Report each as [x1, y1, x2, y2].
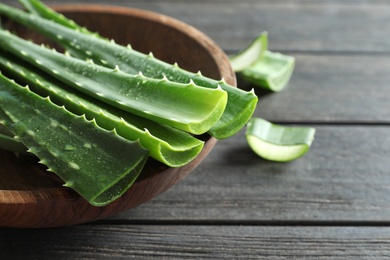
[0, 29, 228, 135]
[240, 50, 295, 92]
[229, 32, 268, 72]
[0, 2, 257, 139]
[0, 73, 149, 206]
[0, 52, 204, 167]
[246, 118, 315, 162]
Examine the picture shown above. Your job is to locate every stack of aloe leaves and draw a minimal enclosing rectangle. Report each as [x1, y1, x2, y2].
[0, 0, 258, 206]
[0, 0, 316, 207]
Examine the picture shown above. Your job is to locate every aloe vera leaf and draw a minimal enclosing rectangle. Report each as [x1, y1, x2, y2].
[0, 3, 257, 139]
[0, 122, 12, 136]
[19, 0, 103, 59]
[229, 32, 268, 72]
[0, 132, 27, 153]
[240, 50, 295, 92]
[246, 118, 315, 162]
[0, 122, 28, 152]
[0, 121, 26, 152]
[19, 0, 85, 32]
[0, 52, 204, 167]
[0, 29, 228, 135]
[0, 73, 149, 206]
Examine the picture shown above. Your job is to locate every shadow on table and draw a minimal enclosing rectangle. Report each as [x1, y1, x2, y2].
[0, 226, 99, 258]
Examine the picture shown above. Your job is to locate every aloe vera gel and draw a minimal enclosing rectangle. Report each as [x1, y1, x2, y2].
[230, 33, 295, 92]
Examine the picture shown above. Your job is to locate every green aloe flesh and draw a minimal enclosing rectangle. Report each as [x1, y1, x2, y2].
[1, 2, 258, 139]
[240, 50, 295, 92]
[0, 73, 149, 206]
[229, 32, 268, 72]
[246, 118, 315, 162]
[0, 52, 205, 167]
[229, 32, 295, 92]
[0, 29, 228, 135]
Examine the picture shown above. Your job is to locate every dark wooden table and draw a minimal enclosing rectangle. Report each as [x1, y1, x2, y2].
[2, 0, 390, 258]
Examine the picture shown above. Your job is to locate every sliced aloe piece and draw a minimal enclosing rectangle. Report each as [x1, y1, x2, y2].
[0, 2, 257, 139]
[240, 50, 295, 92]
[0, 52, 204, 167]
[246, 118, 315, 162]
[229, 32, 268, 72]
[0, 73, 149, 206]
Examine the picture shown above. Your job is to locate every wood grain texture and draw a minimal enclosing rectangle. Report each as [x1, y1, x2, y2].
[111, 126, 390, 222]
[3, 0, 390, 52]
[3, 2, 389, 122]
[251, 53, 390, 123]
[0, 0, 389, 258]
[1, 225, 390, 259]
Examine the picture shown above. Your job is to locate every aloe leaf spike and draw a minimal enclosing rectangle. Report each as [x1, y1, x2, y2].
[0, 73, 149, 206]
[0, 28, 228, 135]
[0, 52, 204, 167]
[0, 2, 257, 139]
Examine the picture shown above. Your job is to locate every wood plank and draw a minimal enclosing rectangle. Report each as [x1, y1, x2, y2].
[250, 53, 390, 123]
[2, 0, 390, 52]
[109, 125, 390, 222]
[1, 225, 390, 259]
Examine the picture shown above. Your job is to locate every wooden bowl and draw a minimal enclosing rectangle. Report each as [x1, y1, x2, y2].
[0, 5, 236, 228]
